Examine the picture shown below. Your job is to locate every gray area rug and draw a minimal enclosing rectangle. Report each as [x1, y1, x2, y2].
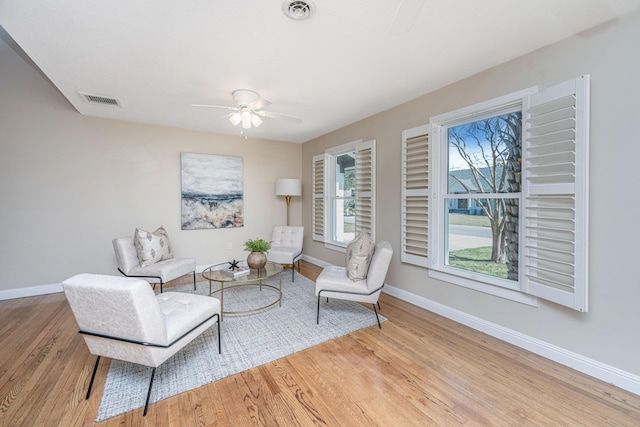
[96, 270, 386, 421]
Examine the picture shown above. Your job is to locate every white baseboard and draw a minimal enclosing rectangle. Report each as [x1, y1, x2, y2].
[0, 283, 63, 300]
[382, 283, 640, 396]
[3, 263, 639, 396]
[301, 254, 331, 269]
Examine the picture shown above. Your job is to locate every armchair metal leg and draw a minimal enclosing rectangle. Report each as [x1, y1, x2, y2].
[373, 304, 382, 329]
[193, 271, 197, 291]
[216, 314, 221, 354]
[86, 355, 101, 400]
[316, 295, 321, 324]
[143, 367, 156, 416]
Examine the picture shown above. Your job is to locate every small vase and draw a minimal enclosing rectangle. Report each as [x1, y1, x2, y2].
[247, 252, 267, 270]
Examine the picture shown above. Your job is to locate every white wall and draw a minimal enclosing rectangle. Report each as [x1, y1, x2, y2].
[0, 38, 302, 293]
[302, 10, 640, 377]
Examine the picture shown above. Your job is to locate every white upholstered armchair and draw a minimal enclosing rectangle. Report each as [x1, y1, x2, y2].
[267, 226, 304, 281]
[113, 235, 196, 293]
[315, 240, 393, 328]
[63, 273, 221, 416]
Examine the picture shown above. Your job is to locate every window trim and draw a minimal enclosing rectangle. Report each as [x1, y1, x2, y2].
[429, 87, 537, 295]
[326, 141, 359, 249]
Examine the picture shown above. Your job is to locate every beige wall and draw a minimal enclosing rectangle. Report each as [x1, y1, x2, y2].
[302, 10, 640, 376]
[0, 39, 302, 292]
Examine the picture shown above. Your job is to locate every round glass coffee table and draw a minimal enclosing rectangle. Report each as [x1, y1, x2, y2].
[201, 262, 283, 320]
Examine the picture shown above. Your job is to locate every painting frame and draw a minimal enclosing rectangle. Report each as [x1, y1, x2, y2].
[180, 153, 244, 230]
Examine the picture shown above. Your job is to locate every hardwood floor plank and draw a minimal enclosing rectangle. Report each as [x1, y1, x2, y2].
[1, 261, 639, 426]
[285, 349, 381, 427]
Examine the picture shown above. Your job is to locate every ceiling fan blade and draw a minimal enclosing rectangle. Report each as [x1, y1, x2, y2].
[249, 97, 273, 111]
[390, 0, 426, 34]
[190, 104, 239, 112]
[256, 110, 303, 124]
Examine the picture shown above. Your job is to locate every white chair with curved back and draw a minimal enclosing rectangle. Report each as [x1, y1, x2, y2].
[113, 228, 196, 293]
[62, 273, 221, 416]
[267, 226, 304, 281]
[315, 239, 393, 328]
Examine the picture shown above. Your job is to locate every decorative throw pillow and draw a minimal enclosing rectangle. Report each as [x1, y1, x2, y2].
[345, 231, 375, 281]
[152, 226, 173, 260]
[134, 226, 173, 267]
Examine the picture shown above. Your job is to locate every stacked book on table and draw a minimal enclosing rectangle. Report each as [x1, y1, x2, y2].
[220, 267, 250, 278]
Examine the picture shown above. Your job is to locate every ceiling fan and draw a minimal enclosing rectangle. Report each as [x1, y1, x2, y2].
[191, 89, 303, 130]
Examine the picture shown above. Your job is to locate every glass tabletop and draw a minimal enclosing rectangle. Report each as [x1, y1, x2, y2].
[202, 261, 283, 282]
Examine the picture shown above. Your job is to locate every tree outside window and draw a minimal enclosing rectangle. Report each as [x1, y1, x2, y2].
[446, 112, 521, 281]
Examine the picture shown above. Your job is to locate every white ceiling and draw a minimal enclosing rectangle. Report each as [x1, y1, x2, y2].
[1, 0, 639, 143]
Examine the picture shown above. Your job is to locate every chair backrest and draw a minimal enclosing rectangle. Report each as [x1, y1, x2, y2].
[63, 273, 168, 346]
[271, 226, 304, 248]
[113, 236, 141, 274]
[365, 241, 393, 291]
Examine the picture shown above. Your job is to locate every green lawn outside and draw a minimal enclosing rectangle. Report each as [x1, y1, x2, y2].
[448, 213, 491, 227]
[448, 246, 508, 279]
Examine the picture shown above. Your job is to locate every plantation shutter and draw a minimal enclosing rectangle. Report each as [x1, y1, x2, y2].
[312, 154, 327, 242]
[522, 75, 589, 311]
[355, 139, 375, 241]
[401, 125, 430, 267]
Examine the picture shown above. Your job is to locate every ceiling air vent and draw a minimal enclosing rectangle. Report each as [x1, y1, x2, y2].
[282, 0, 314, 20]
[78, 91, 122, 107]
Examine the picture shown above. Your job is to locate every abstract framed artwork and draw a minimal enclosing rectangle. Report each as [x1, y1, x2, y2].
[181, 153, 244, 230]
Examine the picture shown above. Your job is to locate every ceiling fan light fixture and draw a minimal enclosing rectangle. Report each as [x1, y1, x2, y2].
[241, 107, 252, 121]
[229, 112, 242, 126]
[251, 114, 263, 128]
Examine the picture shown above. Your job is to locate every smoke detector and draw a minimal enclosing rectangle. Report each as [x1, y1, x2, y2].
[282, 0, 315, 20]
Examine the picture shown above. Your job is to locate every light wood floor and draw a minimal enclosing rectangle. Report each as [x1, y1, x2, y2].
[2, 261, 640, 426]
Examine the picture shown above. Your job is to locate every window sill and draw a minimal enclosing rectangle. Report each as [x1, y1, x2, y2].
[324, 242, 347, 253]
[428, 269, 538, 307]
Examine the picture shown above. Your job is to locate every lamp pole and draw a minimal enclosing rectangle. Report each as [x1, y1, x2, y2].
[285, 195, 292, 226]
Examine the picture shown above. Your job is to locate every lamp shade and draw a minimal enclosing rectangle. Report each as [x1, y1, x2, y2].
[275, 178, 301, 196]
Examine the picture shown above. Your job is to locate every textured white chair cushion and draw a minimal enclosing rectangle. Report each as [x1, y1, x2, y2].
[315, 241, 393, 304]
[157, 291, 221, 344]
[267, 226, 303, 265]
[63, 273, 220, 367]
[113, 236, 195, 284]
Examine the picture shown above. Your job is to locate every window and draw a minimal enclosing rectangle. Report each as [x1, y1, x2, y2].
[443, 109, 523, 287]
[332, 151, 356, 244]
[313, 139, 375, 249]
[403, 76, 589, 311]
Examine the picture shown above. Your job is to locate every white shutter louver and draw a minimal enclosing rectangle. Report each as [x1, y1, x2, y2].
[523, 75, 589, 311]
[401, 125, 430, 267]
[355, 140, 375, 241]
[312, 154, 326, 242]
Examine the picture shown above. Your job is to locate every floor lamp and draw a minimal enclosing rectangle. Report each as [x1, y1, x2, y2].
[276, 178, 301, 226]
